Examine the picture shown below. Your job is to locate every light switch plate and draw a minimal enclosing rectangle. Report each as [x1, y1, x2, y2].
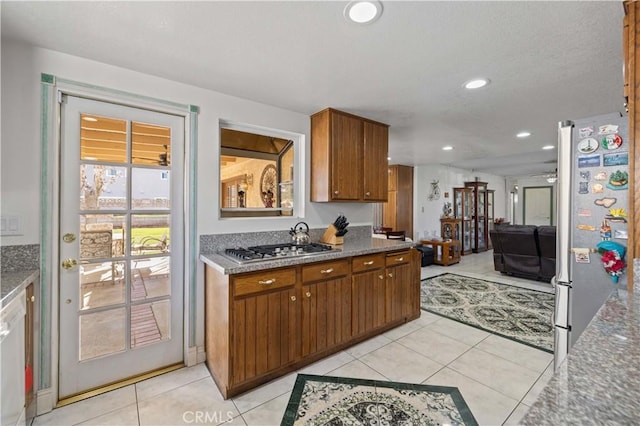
[1, 215, 22, 236]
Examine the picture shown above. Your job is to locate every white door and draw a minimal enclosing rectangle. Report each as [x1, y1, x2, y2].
[58, 95, 184, 398]
[523, 186, 552, 226]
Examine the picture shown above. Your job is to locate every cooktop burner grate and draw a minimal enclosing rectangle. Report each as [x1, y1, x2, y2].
[221, 242, 335, 264]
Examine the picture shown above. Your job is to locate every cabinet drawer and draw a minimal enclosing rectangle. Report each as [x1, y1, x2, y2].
[302, 259, 349, 283]
[352, 253, 385, 273]
[233, 268, 296, 297]
[386, 250, 411, 266]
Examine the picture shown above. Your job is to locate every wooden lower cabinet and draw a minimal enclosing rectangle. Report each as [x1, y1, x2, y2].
[385, 250, 413, 323]
[301, 260, 351, 357]
[230, 268, 299, 386]
[204, 249, 420, 398]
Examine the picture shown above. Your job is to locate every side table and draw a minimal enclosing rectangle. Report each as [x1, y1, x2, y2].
[420, 239, 461, 266]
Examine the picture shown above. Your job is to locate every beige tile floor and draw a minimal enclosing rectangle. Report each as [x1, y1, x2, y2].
[34, 251, 555, 426]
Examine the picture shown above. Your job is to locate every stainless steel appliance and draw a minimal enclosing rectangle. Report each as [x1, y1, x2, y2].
[554, 112, 629, 369]
[221, 242, 336, 264]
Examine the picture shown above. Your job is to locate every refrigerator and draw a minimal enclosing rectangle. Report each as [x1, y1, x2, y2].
[554, 112, 629, 369]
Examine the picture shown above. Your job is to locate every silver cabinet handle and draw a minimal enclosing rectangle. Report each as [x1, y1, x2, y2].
[388, 273, 393, 278]
[334, 190, 339, 195]
[363, 261, 374, 265]
[258, 279, 276, 285]
[290, 296, 296, 302]
[306, 291, 312, 298]
[395, 257, 404, 262]
[378, 275, 384, 280]
[320, 268, 334, 274]
[365, 191, 371, 196]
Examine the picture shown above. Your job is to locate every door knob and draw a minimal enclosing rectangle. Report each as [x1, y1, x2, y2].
[61, 258, 78, 270]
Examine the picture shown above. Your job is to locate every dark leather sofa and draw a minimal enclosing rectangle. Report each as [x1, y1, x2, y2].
[489, 225, 556, 282]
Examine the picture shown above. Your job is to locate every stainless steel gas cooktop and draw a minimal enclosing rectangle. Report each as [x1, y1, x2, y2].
[220, 242, 336, 264]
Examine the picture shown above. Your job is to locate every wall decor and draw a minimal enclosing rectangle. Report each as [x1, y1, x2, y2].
[260, 164, 277, 207]
[428, 180, 440, 201]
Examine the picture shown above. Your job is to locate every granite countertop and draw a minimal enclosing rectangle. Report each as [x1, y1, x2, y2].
[522, 288, 640, 425]
[1, 269, 39, 308]
[200, 237, 415, 274]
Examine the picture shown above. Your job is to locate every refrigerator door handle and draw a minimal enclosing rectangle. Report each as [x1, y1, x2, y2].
[556, 121, 574, 284]
[553, 278, 571, 329]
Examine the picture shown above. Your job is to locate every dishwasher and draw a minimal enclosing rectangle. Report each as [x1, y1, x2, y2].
[1, 289, 26, 426]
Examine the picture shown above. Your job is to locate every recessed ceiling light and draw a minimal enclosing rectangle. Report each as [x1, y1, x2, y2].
[516, 131, 531, 138]
[344, 1, 383, 24]
[463, 78, 490, 90]
[82, 116, 98, 122]
[442, 146, 453, 151]
[542, 145, 555, 150]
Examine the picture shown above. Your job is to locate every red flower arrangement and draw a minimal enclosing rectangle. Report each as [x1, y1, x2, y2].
[596, 241, 626, 284]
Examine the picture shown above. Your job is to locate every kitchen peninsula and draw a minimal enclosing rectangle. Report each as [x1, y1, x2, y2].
[200, 227, 420, 398]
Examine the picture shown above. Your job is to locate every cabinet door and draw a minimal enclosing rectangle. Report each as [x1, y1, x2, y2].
[330, 112, 362, 200]
[352, 269, 386, 337]
[363, 121, 389, 201]
[382, 190, 397, 230]
[385, 252, 412, 323]
[231, 287, 299, 385]
[302, 276, 351, 357]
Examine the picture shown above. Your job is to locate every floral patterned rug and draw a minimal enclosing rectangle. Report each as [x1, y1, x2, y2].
[281, 374, 477, 426]
[421, 273, 555, 353]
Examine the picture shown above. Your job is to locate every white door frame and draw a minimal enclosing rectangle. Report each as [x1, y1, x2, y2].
[38, 75, 198, 411]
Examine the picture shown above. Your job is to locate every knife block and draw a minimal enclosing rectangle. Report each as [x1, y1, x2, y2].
[320, 224, 344, 245]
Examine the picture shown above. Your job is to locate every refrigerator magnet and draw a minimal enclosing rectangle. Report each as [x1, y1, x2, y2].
[577, 208, 591, 217]
[614, 229, 629, 239]
[577, 224, 596, 231]
[598, 124, 619, 135]
[579, 171, 590, 181]
[579, 126, 594, 137]
[606, 208, 627, 223]
[592, 183, 604, 193]
[606, 170, 629, 190]
[594, 171, 607, 181]
[574, 248, 591, 263]
[577, 138, 599, 153]
[578, 154, 601, 168]
[602, 134, 623, 150]
[594, 197, 617, 208]
[603, 152, 628, 166]
[578, 182, 589, 194]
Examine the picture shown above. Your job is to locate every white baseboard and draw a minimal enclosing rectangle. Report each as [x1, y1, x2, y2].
[36, 388, 54, 416]
[196, 345, 206, 364]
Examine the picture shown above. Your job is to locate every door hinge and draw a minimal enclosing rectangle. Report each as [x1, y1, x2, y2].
[57, 91, 65, 104]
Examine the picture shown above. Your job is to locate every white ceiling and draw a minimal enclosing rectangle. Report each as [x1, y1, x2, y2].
[1, 1, 626, 177]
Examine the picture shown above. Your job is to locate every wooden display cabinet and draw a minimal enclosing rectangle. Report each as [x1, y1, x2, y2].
[440, 217, 462, 241]
[464, 181, 490, 253]
[453, 187, 473, 254]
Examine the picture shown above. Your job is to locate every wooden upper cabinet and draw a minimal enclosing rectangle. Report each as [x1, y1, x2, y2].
[311, 108, 388, 202]
[363, 121, 389, 201]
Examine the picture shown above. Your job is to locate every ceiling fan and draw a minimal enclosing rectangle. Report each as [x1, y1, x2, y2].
[530, 168, 558, 183]
[133, 145, 169, 166]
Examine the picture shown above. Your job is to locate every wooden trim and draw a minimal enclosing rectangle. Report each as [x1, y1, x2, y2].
[625, 1, 637, 291]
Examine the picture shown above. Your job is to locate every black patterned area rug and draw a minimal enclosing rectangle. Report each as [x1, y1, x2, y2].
[421, 273, 555, 353]
[281, 374, 478, 426]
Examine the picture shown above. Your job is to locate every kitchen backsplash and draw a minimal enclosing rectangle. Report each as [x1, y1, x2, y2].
[1, 244, 40, 272]
[199, 225, 372, 254]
